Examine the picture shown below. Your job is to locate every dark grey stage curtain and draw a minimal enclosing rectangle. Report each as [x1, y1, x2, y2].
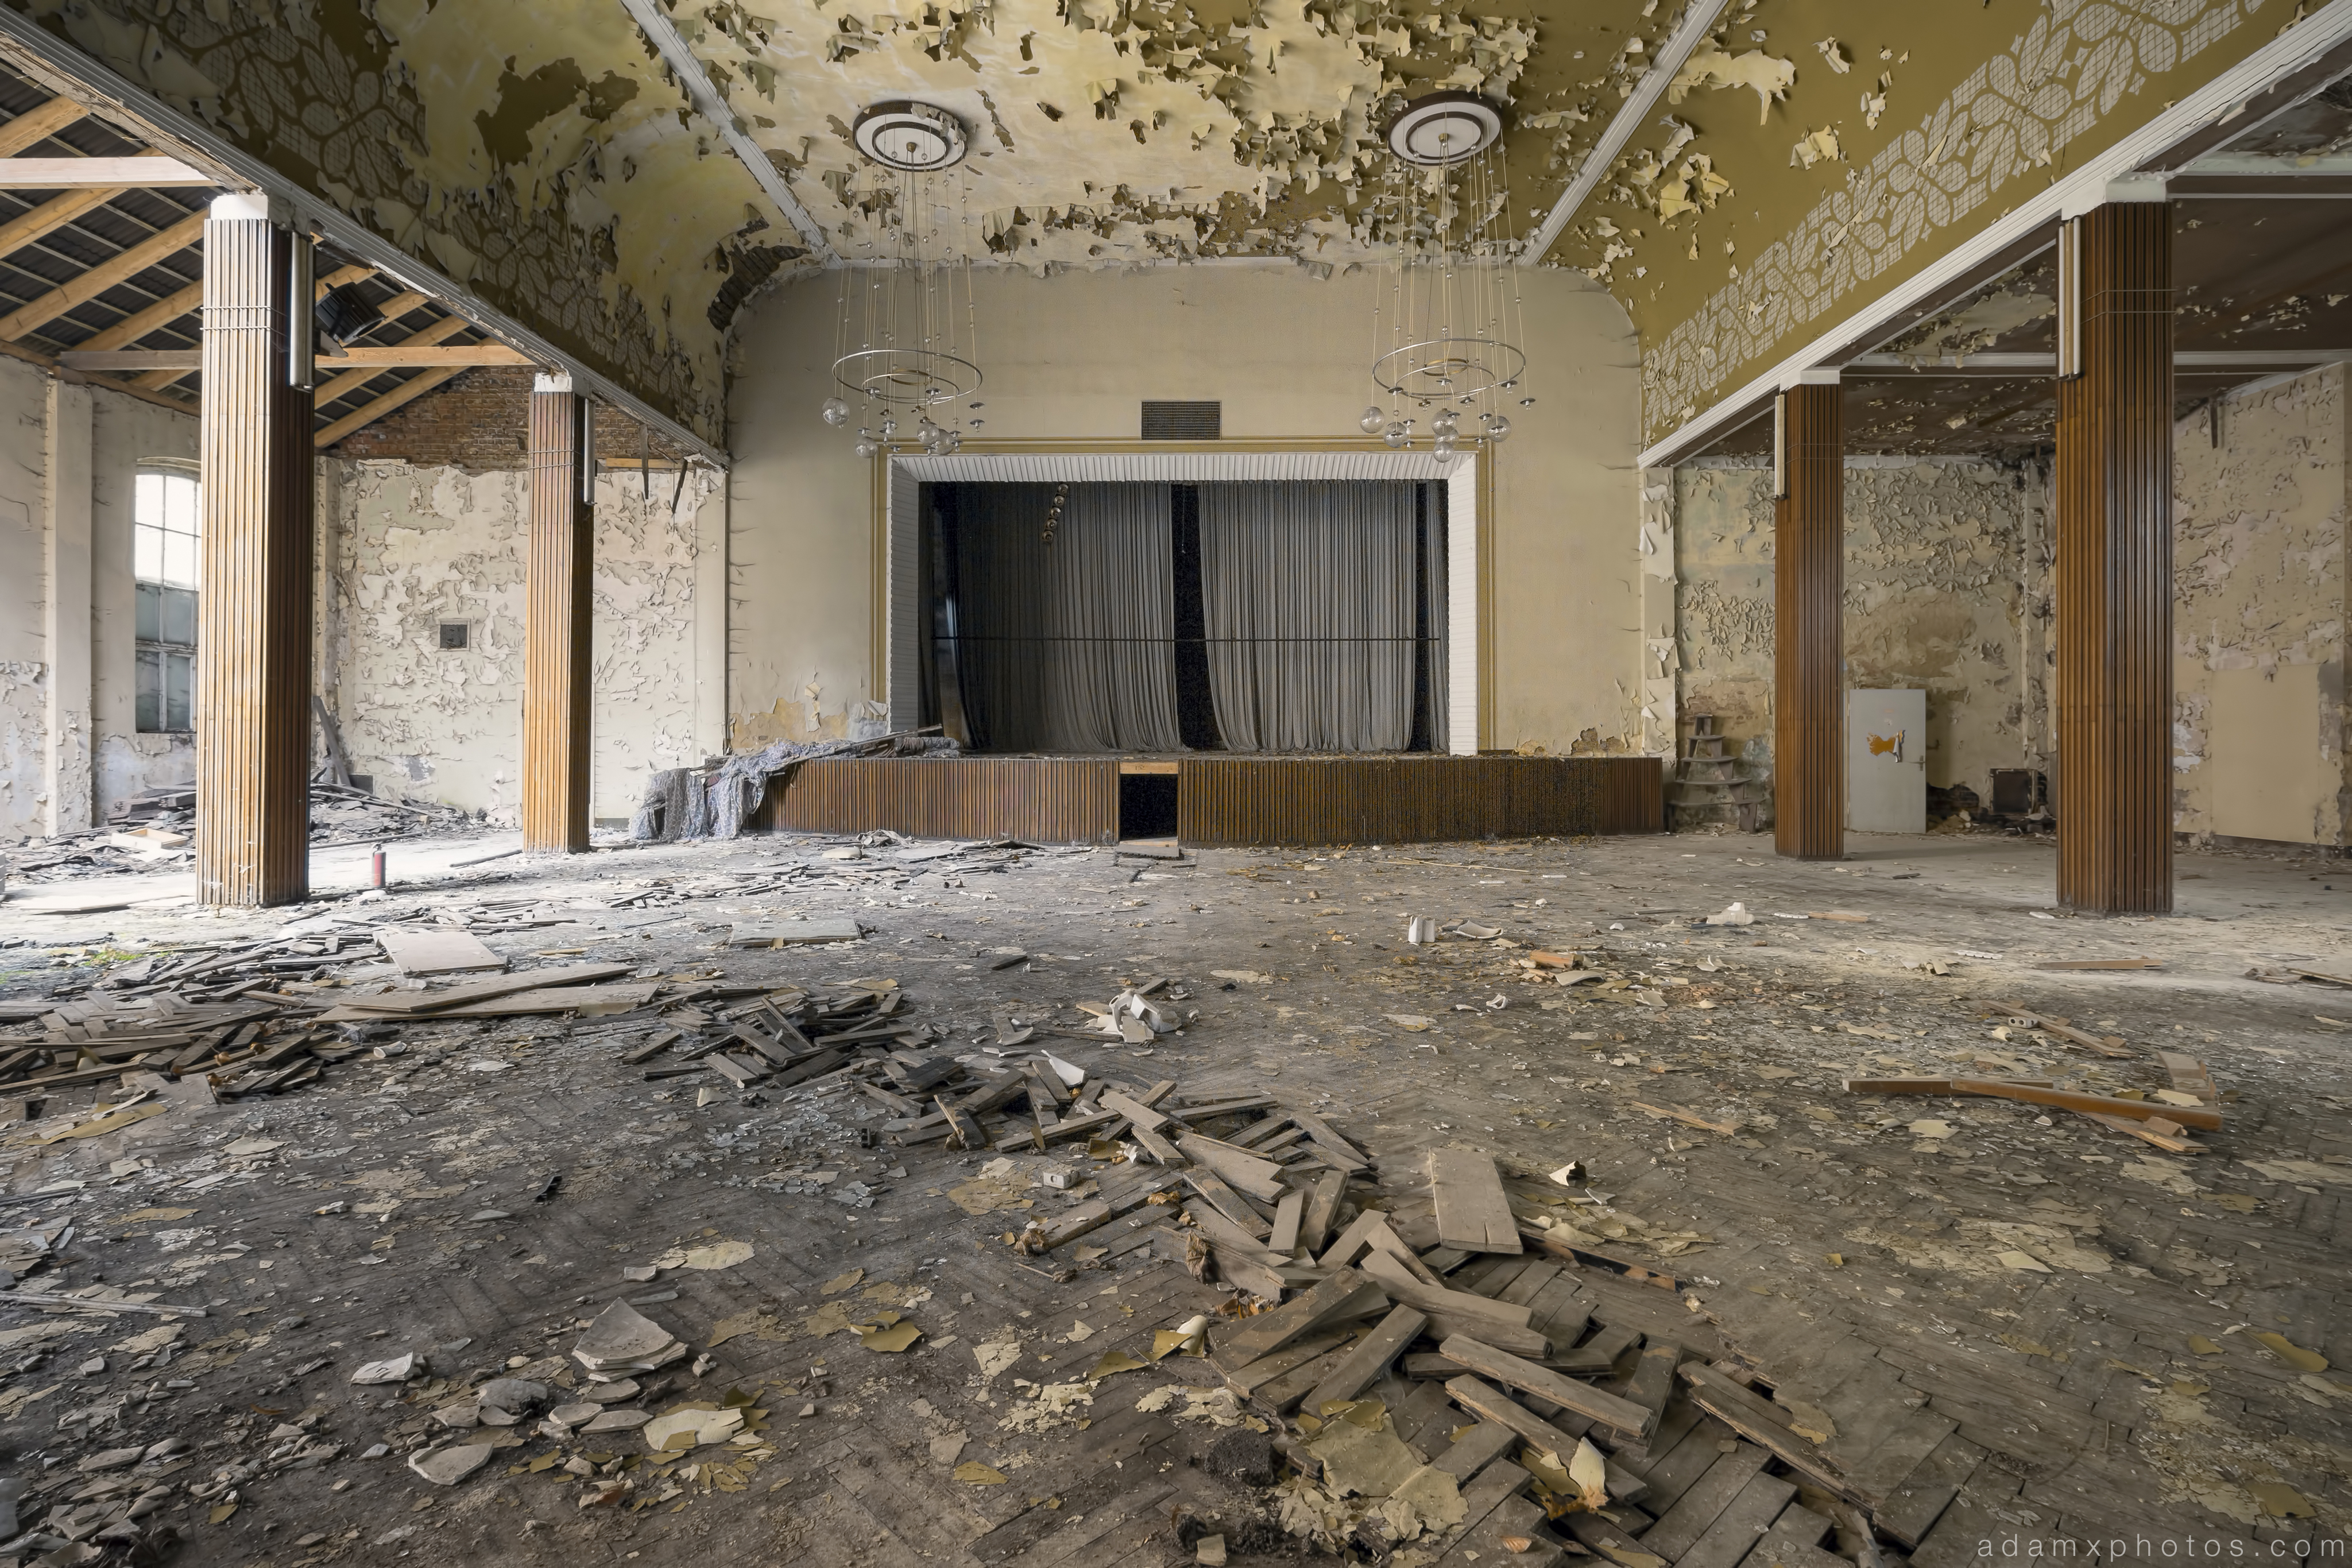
[951, 482, 1184, 753]
[1198, 481, 1423, 754]
[1422, 485, 1449, 755]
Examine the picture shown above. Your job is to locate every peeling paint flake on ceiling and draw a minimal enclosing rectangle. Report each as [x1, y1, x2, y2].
[664, 0, 1657, 264]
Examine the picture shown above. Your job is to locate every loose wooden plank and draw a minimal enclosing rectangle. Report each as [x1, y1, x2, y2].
[1465, 1253, 1537, 1298]
[1674, 1471, 1800, 1568]
[374, 927, 505, 976]
[1301, 1305, 1428, 1417]
[2156, 1050, 2218, 1101]
[1431, 1418, 1520, 1481]
[1356, 1253, 1551, 1358]
[1269, 1189, 1305, 1255]
[1299, 1168, 1345, 1255]
[1624, 1339, 1682, 1417]
[1097, 1089, 1166, 1132]
[1183, 1171, 1274, 1240]
[1394, 1380, 1459, 1460]
[2074, 1110, 2204, 1152]
[1253, 1340, 1362, 1414]
[1843, 1075, 2221, 1130]
[327, 961, 632, 1015]
[1641, 1442, 1773, 1562]
[1619, 1415, 1743, 1514]
[1678, 1364, 1861, 1505]
[1174, 1133, 1286, 1202]
[1127, 1123, 1186, 1166]
[1286, 1106, 1370, 1170]
[1439, 1354, 1665, 1448]
[1220, 1324, 1361, 1393]
[1213, 1267, 1387, 1366]
[1441, 1338, 1657, 1442]
[1428, 1145, 1523, 1253]
[1445, 1490, 1565, 1568]
[1522, 1276, 1591, 1353]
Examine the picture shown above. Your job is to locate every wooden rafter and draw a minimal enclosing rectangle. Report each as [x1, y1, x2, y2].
[0, 186, 125, 262]
[125, 264, 372, 390]
[0, 99, 83, 159]
[312, 367, 462, 449]
[0, 208, 202, 341]
[311, 313, 470, 406]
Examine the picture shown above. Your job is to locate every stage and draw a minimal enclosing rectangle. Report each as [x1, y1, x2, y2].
[760, 754, 1664, 846]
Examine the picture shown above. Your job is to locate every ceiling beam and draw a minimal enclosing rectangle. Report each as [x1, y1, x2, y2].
[312, 313, 472, 406]
[122, 262, 375, 390]
[0, 184, 126, 263]
[313, 367, 462, 449]
[0, 7, 729, 466]
[0, 98, 83, 158]
[0, 154, 211, 187]
[1520, 0, 1732, 264]
[65, 343, 531, 371]
[0, 208, 202, 342]
[612, 0, 831, 262]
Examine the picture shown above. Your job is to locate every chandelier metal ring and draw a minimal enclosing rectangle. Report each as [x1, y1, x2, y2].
[1372, 335, 1526, 401]
[852, 101, 969, 171]
[831, 346, 982, 407]
[1383, 90, 1504, 168]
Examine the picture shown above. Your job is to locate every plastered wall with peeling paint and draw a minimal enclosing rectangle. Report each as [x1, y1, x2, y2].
[322, 461, 728, 824]
[1674, 455, 2039, 815]
[2172, 364, 2350, 848]
[724, 261, 1642, 756]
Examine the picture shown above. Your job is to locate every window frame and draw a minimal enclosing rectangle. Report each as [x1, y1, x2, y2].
[133, 463, 201, 735]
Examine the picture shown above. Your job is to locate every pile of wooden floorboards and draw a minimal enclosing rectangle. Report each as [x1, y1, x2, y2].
[992, 1126, 1987, 1568]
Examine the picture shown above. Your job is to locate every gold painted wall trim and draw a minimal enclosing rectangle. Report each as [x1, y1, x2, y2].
[864, 438, 1497, 751]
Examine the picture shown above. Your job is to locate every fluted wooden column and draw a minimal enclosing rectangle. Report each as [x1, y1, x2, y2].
[524, 374, 593, 852]
[1774, 380, 1843, 860]
[196, 193, 313, 906]
[2057, 200, 2173, 913]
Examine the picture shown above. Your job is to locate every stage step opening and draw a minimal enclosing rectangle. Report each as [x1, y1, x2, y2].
[1118, 768, 1180, 841]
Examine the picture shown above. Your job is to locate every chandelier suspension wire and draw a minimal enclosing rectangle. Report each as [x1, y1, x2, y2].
[1359, 91, 1524, 464]
[820, 103, 981, 458]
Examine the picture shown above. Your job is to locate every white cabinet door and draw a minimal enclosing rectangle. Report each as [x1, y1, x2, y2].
[1847, 688, 1926, 833]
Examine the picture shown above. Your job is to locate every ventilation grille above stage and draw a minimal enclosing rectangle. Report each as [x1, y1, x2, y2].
[1141, 401, 1221, 440]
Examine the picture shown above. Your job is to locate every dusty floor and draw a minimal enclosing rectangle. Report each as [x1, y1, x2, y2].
[0, 824, 2347, 1567]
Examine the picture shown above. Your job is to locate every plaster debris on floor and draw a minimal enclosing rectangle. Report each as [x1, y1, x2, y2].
[0, 828, 2343, 1566]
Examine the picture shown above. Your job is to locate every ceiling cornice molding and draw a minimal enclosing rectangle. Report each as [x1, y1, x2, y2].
[0, 4, 730, 466]
[1520, 0, 1733, 265]
[613, 0, 834, 262]
[1634, 0, 2352, 470]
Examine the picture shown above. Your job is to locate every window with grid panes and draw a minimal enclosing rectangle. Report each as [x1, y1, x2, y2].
[133, 467, 199, 733]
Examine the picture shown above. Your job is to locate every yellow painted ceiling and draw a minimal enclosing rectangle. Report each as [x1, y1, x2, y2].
[670, 0, 1671, 263]
[24, 0, 2310, 443]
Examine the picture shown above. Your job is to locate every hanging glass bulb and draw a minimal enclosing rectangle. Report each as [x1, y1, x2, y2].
[1431, 413, 1460, 440]
[853, 439, 879, 459]
[1486, 414, 1512, 443]
[1432, 446, 1460, 471]
[821, 397, 850, 427]
[1432, 433, 1457, 458]
[1359, 405, 1387, 435]
[1383, 422, 1410, 450]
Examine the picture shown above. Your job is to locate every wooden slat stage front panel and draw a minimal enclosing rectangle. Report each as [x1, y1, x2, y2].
[1177, 756, 1662, 846]
[766, 758, 1121, 844]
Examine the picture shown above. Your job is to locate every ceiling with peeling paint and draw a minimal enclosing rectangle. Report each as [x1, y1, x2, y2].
[2, 0, 2337, 451]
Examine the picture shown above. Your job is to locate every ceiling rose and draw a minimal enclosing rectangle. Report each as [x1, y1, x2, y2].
[852, 101, 969, 171]
[1383, 91, 1504, 168]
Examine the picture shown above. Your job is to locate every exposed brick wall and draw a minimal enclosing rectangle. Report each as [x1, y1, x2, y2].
[324, 367, 691, 472]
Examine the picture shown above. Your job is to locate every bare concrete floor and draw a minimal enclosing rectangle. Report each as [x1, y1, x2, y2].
[0, 826, 2346, 1567]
